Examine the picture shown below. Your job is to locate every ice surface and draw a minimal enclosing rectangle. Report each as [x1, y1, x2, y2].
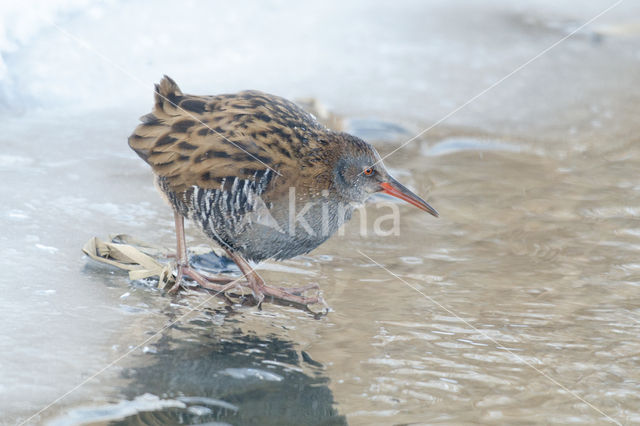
[2, 1, 640, 425]
[47, 393, 186, 426]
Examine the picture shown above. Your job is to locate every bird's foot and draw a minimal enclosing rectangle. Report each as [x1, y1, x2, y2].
[170, 263, 241, 295]
[255, 282, 327, 309]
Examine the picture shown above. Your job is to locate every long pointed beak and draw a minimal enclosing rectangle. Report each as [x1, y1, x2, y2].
[380, 179, 439, 217]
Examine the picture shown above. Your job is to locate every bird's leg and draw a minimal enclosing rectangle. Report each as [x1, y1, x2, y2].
[168, 212, 238, 294]
[224, 249, 323, 306]
[168, 211, 188, 293]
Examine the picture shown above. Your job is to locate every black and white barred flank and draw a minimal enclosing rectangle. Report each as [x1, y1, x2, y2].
[157, 169, 274, 252]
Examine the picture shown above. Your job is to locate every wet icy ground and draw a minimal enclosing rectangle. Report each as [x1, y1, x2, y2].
[2, 1, 640, 424]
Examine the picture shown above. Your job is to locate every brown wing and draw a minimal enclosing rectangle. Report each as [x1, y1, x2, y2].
[128, 76, 333, 196]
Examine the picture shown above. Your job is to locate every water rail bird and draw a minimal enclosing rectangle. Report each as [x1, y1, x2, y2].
[129, 76, 438, 306]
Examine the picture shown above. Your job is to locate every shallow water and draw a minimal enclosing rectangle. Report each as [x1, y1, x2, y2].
[2, 1, 640, 425]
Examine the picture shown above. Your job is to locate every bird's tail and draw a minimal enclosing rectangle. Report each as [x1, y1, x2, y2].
[152, 75, 183, 118]
[128, 75, 182, 162]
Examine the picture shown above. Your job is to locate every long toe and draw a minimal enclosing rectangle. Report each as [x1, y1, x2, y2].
[182, 266, 238, 293]
[168, 267, 185, 294]
[251, 288, 265, 306]
[278, 283, 320, 296]
[258, 284, 323, 306]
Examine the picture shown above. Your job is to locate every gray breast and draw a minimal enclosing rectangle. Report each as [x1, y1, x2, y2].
[231, 196, 354, 261]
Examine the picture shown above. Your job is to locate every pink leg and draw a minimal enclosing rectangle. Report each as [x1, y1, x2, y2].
[224, 249, 324, 306]
[169, 212, 239, 294]
[167, 212, 324, 308]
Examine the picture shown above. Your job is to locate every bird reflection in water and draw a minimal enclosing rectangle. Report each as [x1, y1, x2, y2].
[57, 307, 346, 426]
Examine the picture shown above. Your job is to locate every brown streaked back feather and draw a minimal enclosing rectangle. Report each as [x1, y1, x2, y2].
[128, 76, 335, 196]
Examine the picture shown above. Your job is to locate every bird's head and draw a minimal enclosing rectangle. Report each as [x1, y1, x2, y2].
[332, 134, 438, 217]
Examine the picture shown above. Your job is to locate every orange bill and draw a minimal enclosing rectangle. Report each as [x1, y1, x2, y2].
[380, 179, 439, 217]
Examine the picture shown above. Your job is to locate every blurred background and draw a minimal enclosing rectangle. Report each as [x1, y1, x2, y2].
[1, 0, 640, 425]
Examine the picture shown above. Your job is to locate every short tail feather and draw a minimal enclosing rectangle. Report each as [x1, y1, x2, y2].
[128, 75, 183, 162]
[154, 75, 183, 116]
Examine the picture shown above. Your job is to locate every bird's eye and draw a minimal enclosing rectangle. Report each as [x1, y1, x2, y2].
[363, 167, 374, 176]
